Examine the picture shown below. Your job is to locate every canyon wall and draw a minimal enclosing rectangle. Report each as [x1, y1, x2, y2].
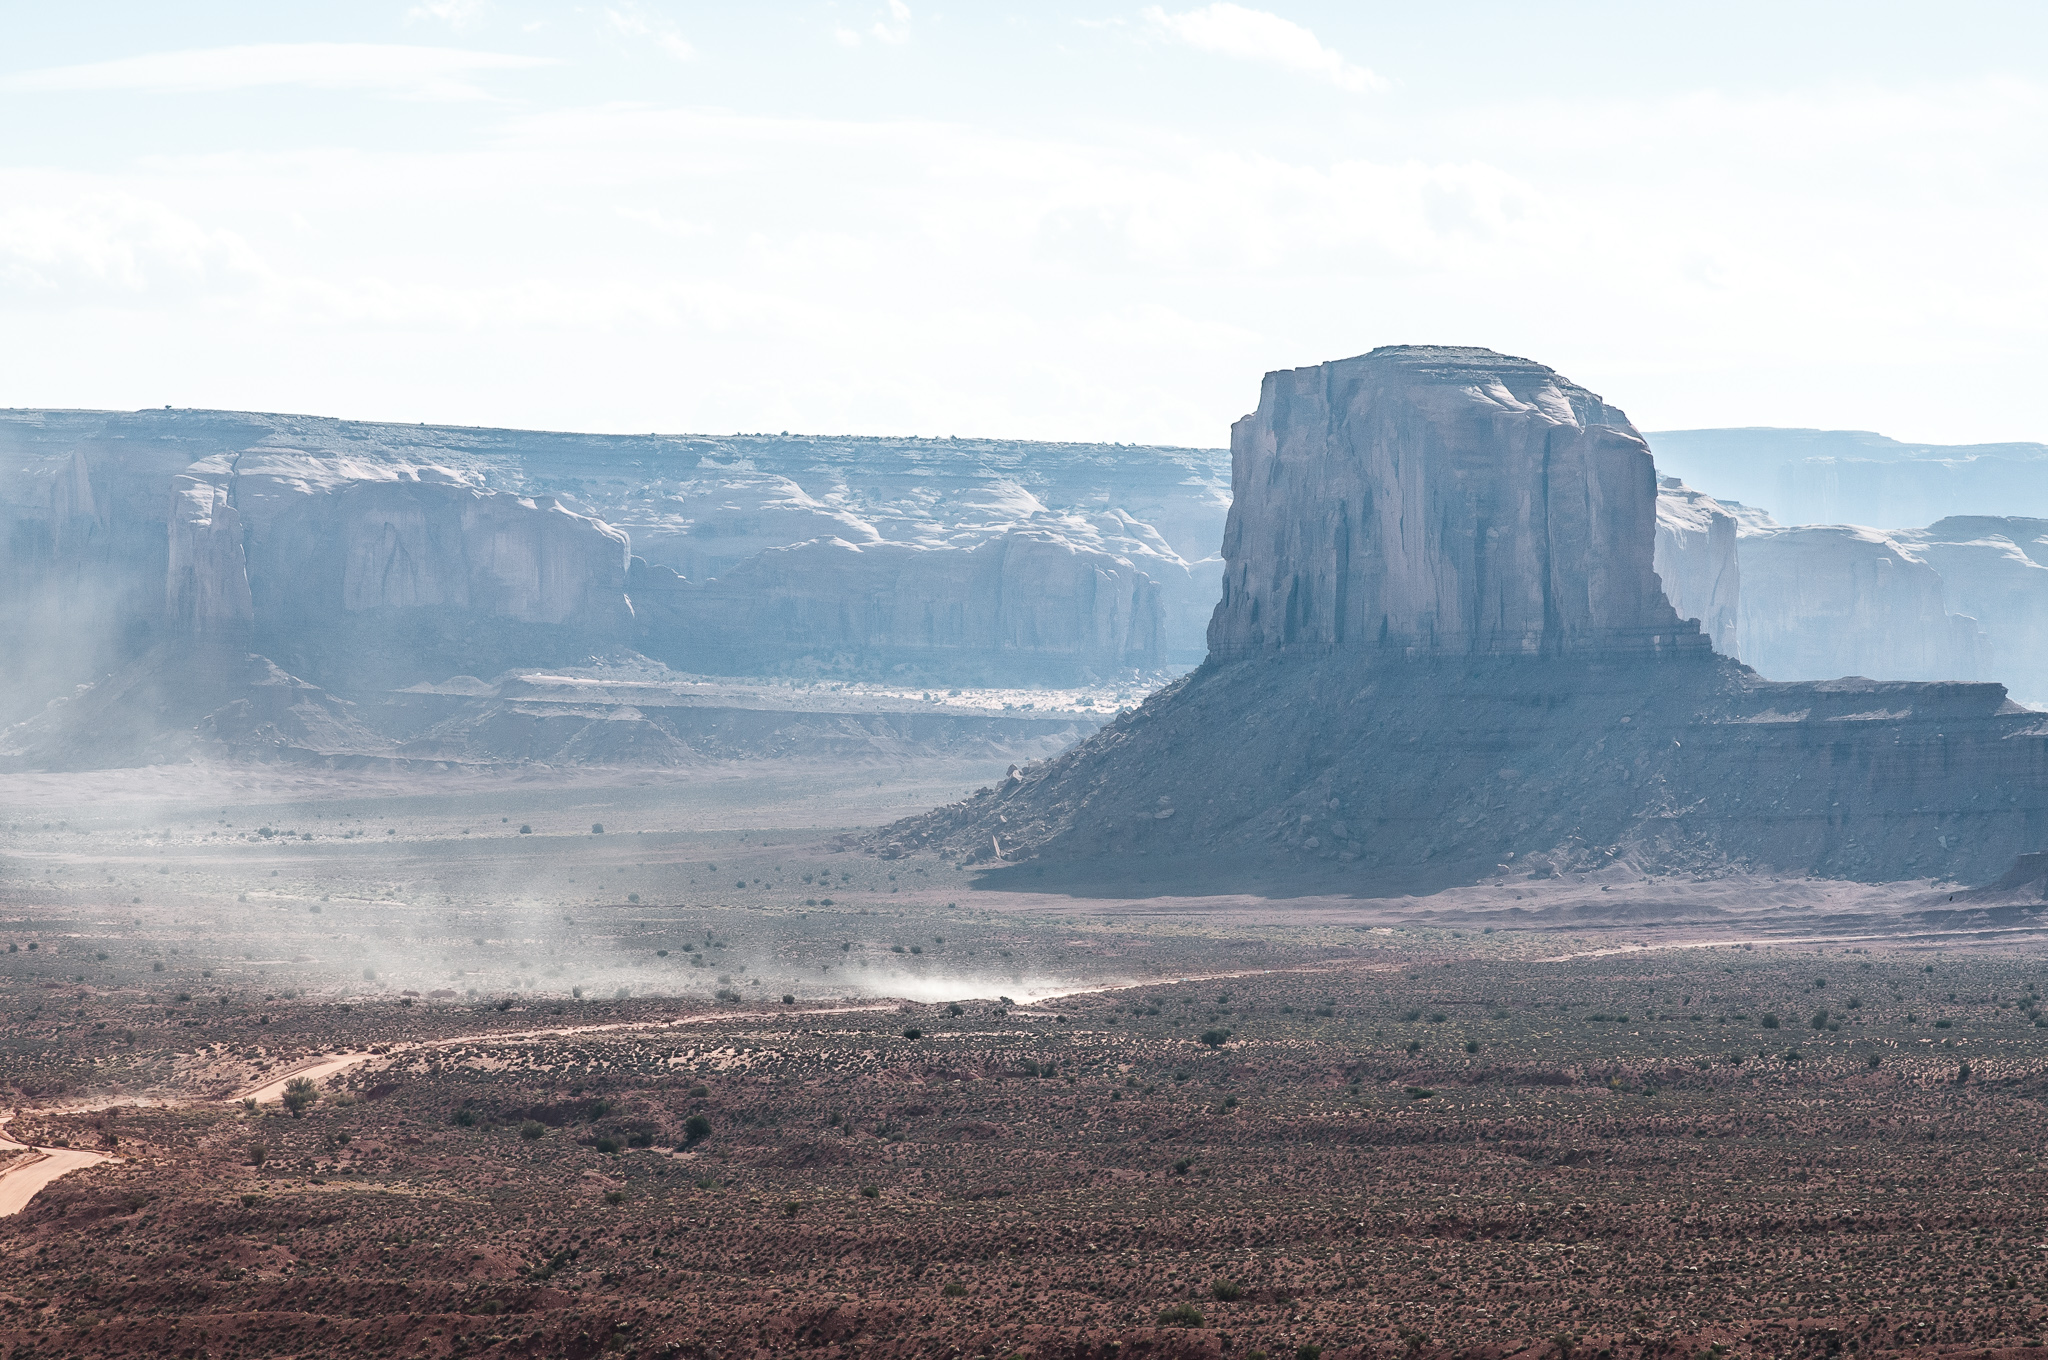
[1736, 524, 1990, 685]
[1652, 477, 1739, 657]
[632, 530, 1159, 682]
[1208, 346, 1707, 662]
[0, 410, 1223, 714]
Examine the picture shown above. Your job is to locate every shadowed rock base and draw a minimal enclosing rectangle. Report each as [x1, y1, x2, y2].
[875, 653, 2048, 895]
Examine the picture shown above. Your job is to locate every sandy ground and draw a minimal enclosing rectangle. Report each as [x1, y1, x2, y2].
[0, 1114, 115, 1217]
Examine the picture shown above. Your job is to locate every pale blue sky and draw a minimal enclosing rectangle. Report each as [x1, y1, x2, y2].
[3, 2, 2045, 444]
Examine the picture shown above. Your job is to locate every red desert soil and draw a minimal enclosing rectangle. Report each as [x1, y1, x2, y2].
[8, 930, 2048, 1360]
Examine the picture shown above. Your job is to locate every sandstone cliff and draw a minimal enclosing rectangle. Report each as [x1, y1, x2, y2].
[630, 529, 1160, 682]
[1209, 347, 1707, 662]
[164, 475, 254, 636]
[0, 410, 1218, 713]
[876, 347, 2048, 890]
[1653, 477, 1739, 657]
[1736, 524, 1989, 684]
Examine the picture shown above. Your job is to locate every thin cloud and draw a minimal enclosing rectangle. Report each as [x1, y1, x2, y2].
[1141, 3, 1384, 93]
[837, 1, 912, 48]
[0, 43, 555, 102]
[605, 5, 696, 61]
[407, 0, 489, 28]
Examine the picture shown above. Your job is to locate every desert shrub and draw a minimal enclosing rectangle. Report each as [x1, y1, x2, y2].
[591, 823, 604, 834]
[246, 1142, 268, 1165]
[521, 1120, 546, 1140]
[861, 1184, 880, 1199]
[593, 1136, 621, 1154]
[1427, 1012, 1447, 1023]
[604, 1189, 625, 1204]
[1399, 1009, 1422, 1022]
[281, 1077, 318, 1118]
[1760, 1013, 1780, 1029]
[1158, 1303, 1205, 1328]
[1171, 1157, 1194, 1174]
[1199, 1028, 1232, 1048]
[240, 1192, 263, 1206]
[1405, 1039, 1422, 1054]
[1314, 1005, 1335, 1017]
[1406, 1087, 1435, 1100]
[782, 994, 795, 1004]
[1211, 1279, 1243, 1301]
[1464, 1038, 1481, 1054]
[453, 1107, 479, 1127]
[687, 1085, 709, 1098]
[1810, 1009, 1829, 1030]
[782, 1200, 803, 1218]
[901, 1028, 923, 1039]
[684, 1113, 712, 1144]
[947, 1002, 964, 1016]
[1935, 1018, 1953, 1029]
[519, 824, 531, 834]
[1867, 1053, 1883, 1068]
[943, 1281, 968, 1297]
[1297, 1347, 1323, 1360]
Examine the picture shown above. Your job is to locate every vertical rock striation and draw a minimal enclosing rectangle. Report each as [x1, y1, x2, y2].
[1209, 346, 1707, 662]
[1653, 477, 1740, 658]
[164, 476, 254, 637]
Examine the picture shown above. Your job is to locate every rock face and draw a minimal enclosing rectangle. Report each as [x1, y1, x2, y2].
[1653, 477, 1739, 657]
[1736, 524, 1989, 685]
[876, 346, 2048, 890]
[164, 476, 254, 637]
[630, 531, 1159, 682]
[1898, 517, 2048, 707]
[1210, 347, 1708, 662]
[0, 411, 1224, 718]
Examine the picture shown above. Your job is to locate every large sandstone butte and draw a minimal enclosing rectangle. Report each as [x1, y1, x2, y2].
[877, 346, 2048, 890]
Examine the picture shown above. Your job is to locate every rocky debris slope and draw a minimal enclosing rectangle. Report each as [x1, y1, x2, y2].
[874, 346, 2048, 891]
[0, 644, 393, 771]
[1653, 476, 1739, 656]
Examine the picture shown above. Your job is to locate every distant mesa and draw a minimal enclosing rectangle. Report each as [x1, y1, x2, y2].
[876, 346, 2048, 891]
[0, 411, 1223, 769]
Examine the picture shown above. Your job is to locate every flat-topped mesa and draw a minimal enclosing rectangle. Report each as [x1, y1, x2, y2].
[1208, 345, 1711, 662]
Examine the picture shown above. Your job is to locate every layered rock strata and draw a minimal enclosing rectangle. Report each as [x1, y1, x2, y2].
[877, 346, 2048, 890]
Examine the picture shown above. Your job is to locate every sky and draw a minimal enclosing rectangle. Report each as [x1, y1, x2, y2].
[2, 2, 2045, 446]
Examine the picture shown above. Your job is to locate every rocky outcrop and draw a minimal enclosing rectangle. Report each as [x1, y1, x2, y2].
[164, 476, 253, 636]
[1736, 524, 1989, 684]
[1653, 477, 1739, 657]
[1209, 347, 1707, 662]
[631, 529, 1160, 682]
[876, 347, 2048, 891]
